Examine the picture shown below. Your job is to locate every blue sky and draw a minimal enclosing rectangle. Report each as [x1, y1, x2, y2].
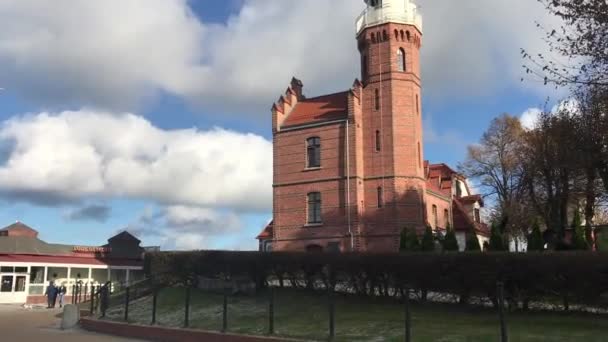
[0, 0, 563, 250]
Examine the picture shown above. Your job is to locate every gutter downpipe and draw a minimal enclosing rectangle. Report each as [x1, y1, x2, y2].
[346, 119, 354, 252]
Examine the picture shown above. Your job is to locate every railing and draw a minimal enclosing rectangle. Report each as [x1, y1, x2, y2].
[355, 6, 423, 34]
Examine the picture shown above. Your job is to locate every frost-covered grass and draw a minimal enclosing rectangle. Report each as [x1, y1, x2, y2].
[105, 287, 608, 342]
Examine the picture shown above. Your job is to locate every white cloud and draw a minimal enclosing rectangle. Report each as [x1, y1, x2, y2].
[519, 99, 580, 130]
[0, 0, 561, 115]
[520, 107, 542, 130]
[127, 204, 245, 250]
[0, 110, 273, 210]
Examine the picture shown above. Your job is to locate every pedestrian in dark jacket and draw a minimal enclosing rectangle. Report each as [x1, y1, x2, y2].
[99, 281, 111, 317]
[45, 281, 57, 309]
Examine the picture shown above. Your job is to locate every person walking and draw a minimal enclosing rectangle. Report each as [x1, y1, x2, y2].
[99, 281, 111, 318]
[57, 283, 67, 308]
[44, 281, 57, 309]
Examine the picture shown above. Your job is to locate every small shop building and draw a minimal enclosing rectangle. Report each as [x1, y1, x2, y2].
[0, 222, 146, 304]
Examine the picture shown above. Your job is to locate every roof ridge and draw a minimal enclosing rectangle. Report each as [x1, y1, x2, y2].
[299, 90, 349, 102]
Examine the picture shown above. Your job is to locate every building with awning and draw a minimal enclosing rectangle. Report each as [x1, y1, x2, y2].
[0, 222, 146, 304]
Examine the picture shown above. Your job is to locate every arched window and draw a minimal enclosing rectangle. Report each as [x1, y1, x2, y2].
[375, 130, 381, 151]
[400, 30, 405, 41]
[306, 137, 321, 168]
[374, 88, 380, 110]
[361, 55, 368, 80]
[371, 33, 376, 44]
[406, 31, 411, 41]
[444, 209, 450, 228]
[397, 48, 406, 72]
[382, 30, 388, 41]
[307, 192, 322, 224]
[376, 32, 381, 42]
[394, 29, 399, 40]
[370, 0, 382, 8]
[432, 205, 438, 228]
[377, 187, 384, 208]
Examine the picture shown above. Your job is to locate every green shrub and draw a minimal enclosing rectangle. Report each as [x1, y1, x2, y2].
[571, 210, 589, 250]
[442, 224, 459, 251]
[400, 226, 420, 251]
[465, 232, 481, 252]
[489, 222, 506, 251]
[527, 219, 544, 252]
[421, 226, 435, 252]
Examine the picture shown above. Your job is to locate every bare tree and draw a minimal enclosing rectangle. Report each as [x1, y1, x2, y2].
[459, 114, 527, 237]
[522, 0, 608, 87]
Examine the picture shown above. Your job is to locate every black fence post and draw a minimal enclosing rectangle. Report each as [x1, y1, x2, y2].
[328, 266, 335, 341]
[268, 286, 275, 335]
[84, 283, 89, 302]
[497, 282, 508, 342]
[404, 287, 411, 342]
[184, 286, 191, 328]
[151, 288, 158, 325]
[71, 285, 75, 304]
[90, 285, 95, 314]
[78, 283, 83, 303]
[124, 286, 130, 322]
[222, 285, 228, 333]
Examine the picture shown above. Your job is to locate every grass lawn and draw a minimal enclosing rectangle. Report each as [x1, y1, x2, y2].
[105, 287, 608, 341]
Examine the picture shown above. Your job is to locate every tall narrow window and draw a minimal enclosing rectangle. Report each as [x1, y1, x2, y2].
[374, 88, 380, 110]
[417, 142, 422, 168]
[377, 187, 384, 208]
[307, 137, 321, 168]
[416, 94, 420, 115]
[397, 48, 406, 72]
[444, 209, 450, 227]
[307, 192, 322, 224]
[474, 208, 481, 223]
[361, 55, 368, 80]
[375, 130, 381, 151]
[432, 205, 438, 228]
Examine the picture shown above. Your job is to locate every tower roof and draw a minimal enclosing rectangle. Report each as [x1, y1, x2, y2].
[356, 0, 422, 35]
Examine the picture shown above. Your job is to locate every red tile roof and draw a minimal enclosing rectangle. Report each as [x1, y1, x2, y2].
[256, 221, 273, 240]
[459, 195, 484, 206]
[452, 199, 490, 237]
[282, 91, 349, 127]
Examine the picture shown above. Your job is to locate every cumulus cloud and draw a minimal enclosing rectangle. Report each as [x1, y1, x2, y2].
[0, 110, 273, 211]
[0, 0, 560, 115]
[127, 205, 243, 250]
[520, 107, 542, 130]
[64, 204, 111, 223]
[519, 99, 580, 130]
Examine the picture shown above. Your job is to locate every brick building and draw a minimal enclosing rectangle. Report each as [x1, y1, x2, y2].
[257, 0, 489, 253]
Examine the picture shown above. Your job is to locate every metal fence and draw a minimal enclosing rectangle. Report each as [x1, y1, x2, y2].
[92, 280, 512, 342]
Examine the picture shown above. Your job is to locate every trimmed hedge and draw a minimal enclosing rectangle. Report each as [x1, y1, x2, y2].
[144, 251, 608, 310]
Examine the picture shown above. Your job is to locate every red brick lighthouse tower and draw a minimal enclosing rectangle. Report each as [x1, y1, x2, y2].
[355, 0, 426, 251]
[261, 0, 429, 253]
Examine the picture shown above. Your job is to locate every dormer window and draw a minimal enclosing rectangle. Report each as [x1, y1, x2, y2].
[370, 0, 382, 8]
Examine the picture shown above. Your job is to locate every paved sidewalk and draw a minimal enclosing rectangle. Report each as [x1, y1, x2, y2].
[0, 304, 144, 341]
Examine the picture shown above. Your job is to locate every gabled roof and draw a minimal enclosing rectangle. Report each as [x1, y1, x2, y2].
[0, 236, 74, 256]
[256, 221, 274, 240]
[282, 91, 349, 128]
[108, 231, 141, 243]
[0, 222, 39, 238]
[452, 199, 490, 237]
[459, 195, 484, 207]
